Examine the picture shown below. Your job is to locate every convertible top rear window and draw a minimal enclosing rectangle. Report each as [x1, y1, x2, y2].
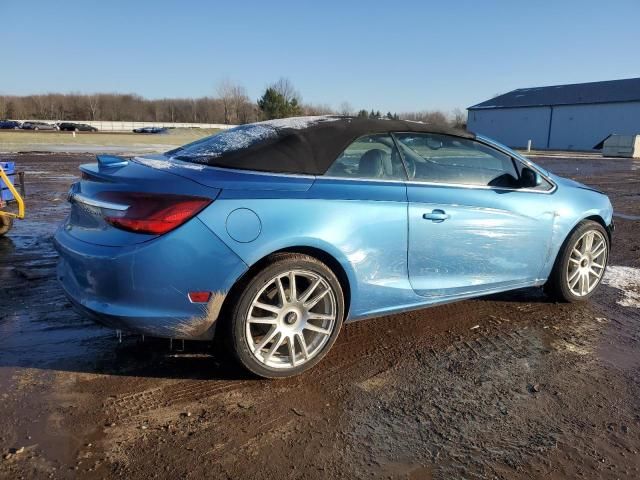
[168, 117, 341, 162]
[165, 116, 474, 175]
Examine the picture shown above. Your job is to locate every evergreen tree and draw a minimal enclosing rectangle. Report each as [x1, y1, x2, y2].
[357, 109, 368, 118]
[288, 97, 302, 117]
[257, 87, 302, 119]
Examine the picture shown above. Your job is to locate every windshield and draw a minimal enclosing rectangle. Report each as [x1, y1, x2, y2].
[476, 134, 551, 176]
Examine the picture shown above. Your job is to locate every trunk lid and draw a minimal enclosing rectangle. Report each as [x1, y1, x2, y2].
[65, 155, 220, 247]
[131, 154, 316, 192]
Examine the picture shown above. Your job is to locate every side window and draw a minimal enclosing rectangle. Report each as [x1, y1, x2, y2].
[394, 133, 520, 188]
[325, 134, 406, 180]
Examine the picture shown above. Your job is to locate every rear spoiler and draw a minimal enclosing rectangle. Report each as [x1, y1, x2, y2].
[96, 155, 129, 168]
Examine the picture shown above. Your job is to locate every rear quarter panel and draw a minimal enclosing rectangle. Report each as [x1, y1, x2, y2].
[197, 179, 423, 320]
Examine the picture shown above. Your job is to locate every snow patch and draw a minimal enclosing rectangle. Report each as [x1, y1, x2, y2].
[184, 124, 276, 160]
[134, 157, 205, 171]
[253, 115, 341, 130]
[603, 266, 640, 308]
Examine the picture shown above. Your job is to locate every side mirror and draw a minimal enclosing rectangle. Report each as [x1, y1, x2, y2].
[520, 167, 541, 188]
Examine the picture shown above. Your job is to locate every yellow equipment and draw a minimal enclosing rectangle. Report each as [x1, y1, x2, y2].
[0, 163, 25, 236]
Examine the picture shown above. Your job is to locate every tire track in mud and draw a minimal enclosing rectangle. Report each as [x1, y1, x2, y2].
[101, 310, 489, 469]
[316, 298, 555, 394]
[102, 299, 517, 424]
[103, 380, 252, 422]
[338, 304, 622, 479]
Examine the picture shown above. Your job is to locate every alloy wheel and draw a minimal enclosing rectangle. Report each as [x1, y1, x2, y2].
[566, 229, 607, 296]
[245, 269, 337, 369]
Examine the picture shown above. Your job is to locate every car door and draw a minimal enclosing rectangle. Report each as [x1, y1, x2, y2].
[393, 132, 556, 299]
[312, 133, 413, 318]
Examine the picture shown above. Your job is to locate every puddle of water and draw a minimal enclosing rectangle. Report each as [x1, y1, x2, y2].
[603, 265, 640, 308]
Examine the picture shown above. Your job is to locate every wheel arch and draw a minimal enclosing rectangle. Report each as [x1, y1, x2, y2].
[583, 214, 612, 243]
[544, 214, 610, 301]
[218, 245, 353, 326]
[545, 214, 610, 283]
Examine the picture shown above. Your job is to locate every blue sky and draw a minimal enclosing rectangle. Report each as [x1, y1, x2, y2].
[2, 0, 639, 113]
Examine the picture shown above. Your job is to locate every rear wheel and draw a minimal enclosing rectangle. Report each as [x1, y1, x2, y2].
[0, 216, 13, 236]
[545, 220, 609, 302]
[228, 254, 344, 378]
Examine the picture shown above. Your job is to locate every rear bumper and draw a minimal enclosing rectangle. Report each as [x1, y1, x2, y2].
[54, 218, 248, 340]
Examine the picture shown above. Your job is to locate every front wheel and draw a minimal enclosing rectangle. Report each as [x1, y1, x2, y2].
[228, 253, 344, 378]
[545, 220, 609, 302]
[0, 216, 13, 236]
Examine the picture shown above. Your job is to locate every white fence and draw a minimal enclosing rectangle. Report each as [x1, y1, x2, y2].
[13, 120, 236, 132]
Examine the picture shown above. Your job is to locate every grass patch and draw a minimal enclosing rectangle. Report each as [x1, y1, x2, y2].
[0, 128, 220, 153]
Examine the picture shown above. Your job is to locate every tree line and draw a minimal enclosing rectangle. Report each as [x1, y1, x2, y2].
[0, 78, 466, 129]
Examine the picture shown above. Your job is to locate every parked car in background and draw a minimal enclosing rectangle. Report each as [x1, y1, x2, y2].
[21, 121, 57, 131]
[55, 116, 614, 378]
[133, 126, 168, 134]
[0, 120, 22, 130]
[58, 122, 98, 132]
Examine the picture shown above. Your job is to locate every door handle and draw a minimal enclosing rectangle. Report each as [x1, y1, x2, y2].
[422, 209, 450, 222]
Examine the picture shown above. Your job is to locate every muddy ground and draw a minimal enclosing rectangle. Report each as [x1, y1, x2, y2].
[0, 152, 639, 479]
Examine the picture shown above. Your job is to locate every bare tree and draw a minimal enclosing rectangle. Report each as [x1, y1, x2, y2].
[217, 79, 235, 124]
[87, 95, 100, 120]
[302, 103, 335, 115]
[271, 77, 301, 104]
[399, 109, 449, 126]
[189, 98, 198, 123]
[451, 108, 466, 129]
[217, 79, 253, 124]
[338, 101, 353, 116]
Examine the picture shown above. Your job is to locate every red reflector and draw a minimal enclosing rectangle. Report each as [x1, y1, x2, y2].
[97, 192, 212, 235]
[188, 291, 212, 303]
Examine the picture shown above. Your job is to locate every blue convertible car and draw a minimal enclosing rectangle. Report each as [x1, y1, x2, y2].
[55, 116, 613, 377]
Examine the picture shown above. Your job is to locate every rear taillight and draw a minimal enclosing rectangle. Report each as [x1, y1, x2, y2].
[95, 192, 212, 235]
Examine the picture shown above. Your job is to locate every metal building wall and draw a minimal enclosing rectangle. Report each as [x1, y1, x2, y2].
[549, 102, 640, 150]
[467, 107, 551, 149]
[468, 101, 640, 151]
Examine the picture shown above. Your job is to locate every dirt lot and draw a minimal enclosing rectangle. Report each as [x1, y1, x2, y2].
[0, 152, 639, 479]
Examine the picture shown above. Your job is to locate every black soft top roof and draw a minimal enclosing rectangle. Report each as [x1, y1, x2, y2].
[168, 116, 474, 175]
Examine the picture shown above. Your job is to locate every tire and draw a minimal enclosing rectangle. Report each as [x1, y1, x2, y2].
[227, 253, 344, 378]
[545, 220, 609, 302]
[0, 216, 13, 236]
